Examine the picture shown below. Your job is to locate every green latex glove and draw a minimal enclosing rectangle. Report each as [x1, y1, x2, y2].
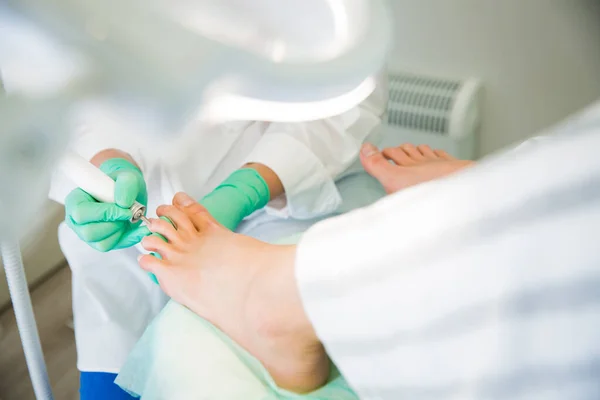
[200, 168, 270, 231]
[65, 158, 150, 252]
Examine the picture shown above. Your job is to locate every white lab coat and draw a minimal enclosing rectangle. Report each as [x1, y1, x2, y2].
[294, 101, 600, 400]
[47, 81, 386, 372]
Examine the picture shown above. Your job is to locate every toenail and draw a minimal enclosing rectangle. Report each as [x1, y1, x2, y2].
[174, 192, 195, 206]
[361, 143, 378, 157]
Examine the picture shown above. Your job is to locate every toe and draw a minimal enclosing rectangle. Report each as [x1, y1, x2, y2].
[138, 253, 166, 274]
[141, 234, 174, 259]
[417, 144, 437, 159]
[434, 149, 456, 160]
[382, 146, 414, 166]
[157, 205, 196, 234]
[400, 143, 426, 161]
[172, 192, 217, 232]
[148, 217, 181, 244]
[360, 144, 400, 192]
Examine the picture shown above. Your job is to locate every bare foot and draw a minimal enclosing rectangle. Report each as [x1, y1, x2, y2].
[138, 193, 328, 393]
[360, 143, 474, 194]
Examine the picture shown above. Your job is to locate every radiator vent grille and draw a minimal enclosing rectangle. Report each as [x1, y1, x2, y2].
[387, 73, 466, 136]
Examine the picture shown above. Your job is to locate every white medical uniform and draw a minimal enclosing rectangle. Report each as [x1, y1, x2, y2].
[294, 101, 600, 400]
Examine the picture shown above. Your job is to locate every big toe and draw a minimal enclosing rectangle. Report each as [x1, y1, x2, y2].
[360, 144, 399, 193]
[173, 192, 196, 208]
[173, 192, 206, 215]
[173, 192, 216, 230]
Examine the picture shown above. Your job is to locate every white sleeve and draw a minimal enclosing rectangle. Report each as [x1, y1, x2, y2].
[244, 73, 388, 219]
[294, 120, 600, 399]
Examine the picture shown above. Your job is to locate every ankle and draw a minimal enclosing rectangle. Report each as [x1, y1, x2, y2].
[263, 346, 330, 393]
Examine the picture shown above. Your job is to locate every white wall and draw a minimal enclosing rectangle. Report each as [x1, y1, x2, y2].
[388, 0, 600, 156]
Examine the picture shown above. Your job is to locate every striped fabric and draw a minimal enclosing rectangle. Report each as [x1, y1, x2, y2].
[296, 103, 600, 400]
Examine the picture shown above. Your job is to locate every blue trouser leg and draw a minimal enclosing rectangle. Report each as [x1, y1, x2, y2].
[80, 372, 137, 399]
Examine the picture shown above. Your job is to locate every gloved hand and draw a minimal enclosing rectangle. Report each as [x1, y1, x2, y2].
[199, 168, 271, 231]
[65, 158, 150, 252]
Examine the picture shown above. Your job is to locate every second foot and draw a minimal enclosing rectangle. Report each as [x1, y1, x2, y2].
[360, 143, 474, 194]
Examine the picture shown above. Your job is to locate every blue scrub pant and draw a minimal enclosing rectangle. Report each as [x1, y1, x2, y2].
[80, 372, 136, 399]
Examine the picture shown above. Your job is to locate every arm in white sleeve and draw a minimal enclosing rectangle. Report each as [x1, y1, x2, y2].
[244, 73, 388, 219]
[294, 119, 600, 399]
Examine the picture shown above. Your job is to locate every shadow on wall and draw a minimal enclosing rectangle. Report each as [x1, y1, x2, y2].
[387, 0, 600, 156]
